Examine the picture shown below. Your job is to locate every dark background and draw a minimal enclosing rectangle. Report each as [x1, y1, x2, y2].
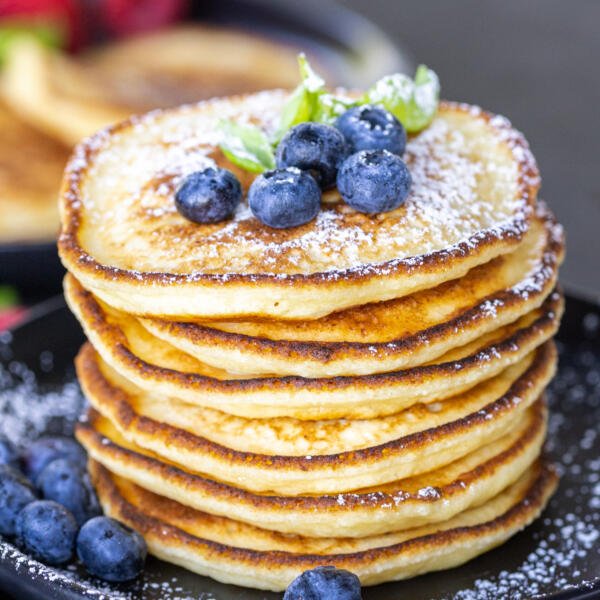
[337, 0, 600, 302]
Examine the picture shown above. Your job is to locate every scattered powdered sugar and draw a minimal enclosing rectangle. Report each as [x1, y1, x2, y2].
[416, 486, 441, 500]
[0, 356, 84, 449]
[66, 94, 534, 277]
[441, 338, 600, 600]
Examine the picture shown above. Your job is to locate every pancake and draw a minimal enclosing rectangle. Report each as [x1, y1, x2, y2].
[0, 30, 310, 146]
[139, 203, 563, 377]
[77, 342, 547, 456]
[79, 400, 546, 537]
[65, 274, 563, 419]
[58, 97, 540, 320]
[75, 26, 314, 113]
[75, 341, 551, 495]
[0, 102, 70, 243]
[89, 458, 558, 591]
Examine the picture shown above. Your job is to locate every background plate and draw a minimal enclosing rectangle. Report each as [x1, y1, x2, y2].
[0, 295, 599, 599]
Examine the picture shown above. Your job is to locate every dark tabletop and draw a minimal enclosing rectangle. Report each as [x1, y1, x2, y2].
[338, 0, 600, 302]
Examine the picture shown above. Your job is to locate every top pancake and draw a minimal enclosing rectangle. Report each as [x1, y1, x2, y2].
[58, 94, 539, 319]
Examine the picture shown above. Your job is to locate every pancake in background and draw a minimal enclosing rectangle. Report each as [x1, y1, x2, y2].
[0, 28, 319, 146]
[88, 458, 558, 591]
[0, 103, 70, 243]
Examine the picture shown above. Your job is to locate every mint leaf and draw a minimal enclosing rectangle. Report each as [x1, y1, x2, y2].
[297, 53, 325, 93]
[219, 120, 275, 173]
[365, 65, 440, 133]
[278, 84, 313, 136]
[276, 53, 326, 139]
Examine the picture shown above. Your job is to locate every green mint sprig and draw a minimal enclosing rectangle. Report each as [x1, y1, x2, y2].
[218, 119, 275, 173]
[218, 55, 440, 172]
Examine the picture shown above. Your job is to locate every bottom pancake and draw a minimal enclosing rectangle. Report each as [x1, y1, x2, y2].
[77, 400, 547, 538]
[89, 459, 558, 591]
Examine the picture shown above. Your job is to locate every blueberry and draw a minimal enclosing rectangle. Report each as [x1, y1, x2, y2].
[248, 167, 320, 229]
[15, 500, 77, 565]
[284, 566, 362, 600]
[77, 516, 147, 582]
[336, 149, 412, 214]
[0, 464, 37, 535]
[276, 123, 348, 189]
[335, 105, 406, 156]
[175, 167, 242, 224]
[21, 436, 87, 481]
[0, 437, 18, 469]
[36, 458, 101, 526]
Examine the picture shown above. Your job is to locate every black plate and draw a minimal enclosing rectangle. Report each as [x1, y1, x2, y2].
[1, 294, 599, 600]
[0, 0, 409, 296]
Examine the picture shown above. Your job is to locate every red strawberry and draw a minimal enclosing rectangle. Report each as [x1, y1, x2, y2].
[100, 0, 188, 37]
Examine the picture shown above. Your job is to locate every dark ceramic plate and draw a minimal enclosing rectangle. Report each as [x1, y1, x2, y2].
[0, 0, 410, 296]
[0, 294, 599, 600]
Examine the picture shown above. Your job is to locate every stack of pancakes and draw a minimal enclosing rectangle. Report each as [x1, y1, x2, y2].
[58, 91, 565, 591]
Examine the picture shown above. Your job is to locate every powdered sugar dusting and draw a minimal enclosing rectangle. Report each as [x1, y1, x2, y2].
[63, 95, 536, 277]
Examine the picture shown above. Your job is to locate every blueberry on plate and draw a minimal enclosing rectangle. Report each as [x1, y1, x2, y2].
[36, 458, 101, 526]
[15, 500, 77, 565]
[77, 516, 147, 582]
[284, 566, 362, 600]
[248, 167, 320, 229]
[175, 167, 242, 224]
[336, 104, 406, 156]
[21, 436, 87, 481]
[0, 437, 18, 469]
[337, 149, 412, 214]
[276, 122, 348, 189]
[0, 464, 37, 536]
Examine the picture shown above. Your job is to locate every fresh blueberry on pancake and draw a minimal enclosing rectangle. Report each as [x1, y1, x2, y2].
[335, 104, 406, 156]
[175, 167, 242, 224]
[77, 516, 147, 582]
[0, 437, 18, 469]
[248, 167, 320, 228]
[276, 122, 348, 189]
[36, 458, 102, 526]
[0, 465, 37, 535]
[284, 566, 362, 600]
[22, 436, 87, 481]
[15, 500, 77, 566]
[337, 149, 411, 214]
